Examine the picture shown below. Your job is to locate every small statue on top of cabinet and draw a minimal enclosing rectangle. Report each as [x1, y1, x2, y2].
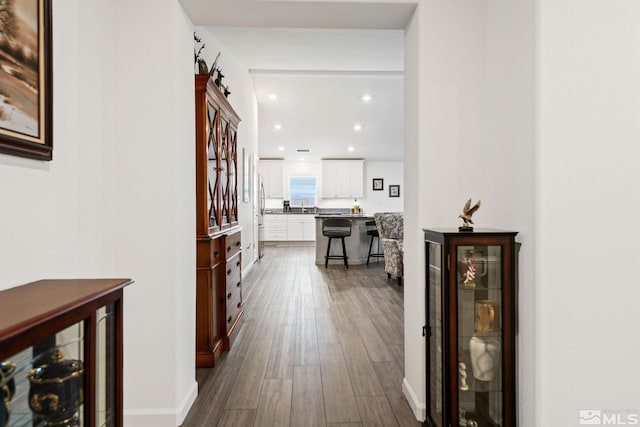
[458, 198, 481, 231]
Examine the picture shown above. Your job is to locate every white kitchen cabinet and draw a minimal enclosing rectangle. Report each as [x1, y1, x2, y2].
[264, 214, 286, 240]
[303, 221, 316, 241]
[264, 214, 316, 241]
[287, 214, 316, 241]
[321, 160, 364, 199]
[259, 160, 284, 198]
[349, 160, 364, 198]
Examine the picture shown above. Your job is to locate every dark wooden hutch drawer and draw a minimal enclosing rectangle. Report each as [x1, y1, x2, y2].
[225, 229, 242, 261]
[196, 235, 224, 269]
[225, 292, 243, 334]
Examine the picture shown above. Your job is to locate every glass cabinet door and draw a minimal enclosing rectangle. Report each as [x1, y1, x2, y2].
[427, 241, 444, 427]
[456, 244, 503, 427]
[1, 323, 85, 427]
[206, 102, 219, 230]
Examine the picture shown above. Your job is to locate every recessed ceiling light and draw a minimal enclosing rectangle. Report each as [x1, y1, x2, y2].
[278, 146, 285, 151]
[268, 94, 277, 100]
[348, 146, 355, 152]
[299, 157, 305, 161]
[353, 124, 362, 131]
[361, 94, 372, 102]
[274, 124, 282, 130]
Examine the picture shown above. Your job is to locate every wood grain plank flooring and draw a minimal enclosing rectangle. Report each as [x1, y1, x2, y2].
[182, 246, 420, 427]
[291, 365, 326, 427]
[254, 379, 292, 427]
[319, 343, 361, 423]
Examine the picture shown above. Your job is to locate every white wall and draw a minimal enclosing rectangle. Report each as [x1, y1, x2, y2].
[403, 0, 535, 423]
[263, 160, 403, 213]
[2, 1, 199, 426]
[195, 27, 260, 271]
[0, 1, 92, 289]
[108, 1, 196, 425]
[537, 1, 640, 425]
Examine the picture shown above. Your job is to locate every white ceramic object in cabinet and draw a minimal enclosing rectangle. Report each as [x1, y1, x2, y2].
[321, 160, 363, 199]
[259, 160, 284, 198]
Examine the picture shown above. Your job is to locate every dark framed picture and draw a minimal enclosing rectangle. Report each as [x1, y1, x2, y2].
[389, 185, 400, 197]
[0, 0, 53, 160]
[372, 178, 384, 191]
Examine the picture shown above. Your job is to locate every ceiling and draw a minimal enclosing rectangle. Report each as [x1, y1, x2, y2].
[180, 1, 413, 161]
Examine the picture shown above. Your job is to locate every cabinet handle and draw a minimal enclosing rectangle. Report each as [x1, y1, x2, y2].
[227, 316, 232, 323]
[236, 260, 240, 267]
[236, 241, 241, 247]
[227, 246, 231, 252]
[236, 281, 241, 288]
[237, 302, 242, 309]
[214, 250, 219, 257]
[227, 269, 232, 275]
[227, 292, 232, 299]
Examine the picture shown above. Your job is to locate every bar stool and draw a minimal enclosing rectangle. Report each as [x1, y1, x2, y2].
[322, 218, 352, 268]
[366, 220, 384, 265]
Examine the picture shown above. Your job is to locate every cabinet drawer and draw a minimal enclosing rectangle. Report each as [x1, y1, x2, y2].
[210, 237, 224, 267]
[264, 221, 286, 231]
[225, 255, 242, 292]
[265, 214, 287, 222]
[225, 229, 242, 260]
[226, 291, 243, 333]
[264, 230, 287, 240]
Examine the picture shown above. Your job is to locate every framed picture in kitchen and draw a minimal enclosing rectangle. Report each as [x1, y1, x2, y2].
[372, 178, 383, 191]
[389, 185, 400, 197]
[0, 0, 53, 160]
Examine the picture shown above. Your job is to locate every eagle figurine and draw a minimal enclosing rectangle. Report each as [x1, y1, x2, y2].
[458, 198, 481, 231]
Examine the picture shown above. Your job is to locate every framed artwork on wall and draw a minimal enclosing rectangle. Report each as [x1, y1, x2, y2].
[0, 0, 53, 160]
[372, 178, 384, 191]
[243, 148, 251, 202]
[389, 185, 400, 197]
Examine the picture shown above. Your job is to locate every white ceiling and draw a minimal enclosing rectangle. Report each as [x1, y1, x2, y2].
[181, 1, 411, 161]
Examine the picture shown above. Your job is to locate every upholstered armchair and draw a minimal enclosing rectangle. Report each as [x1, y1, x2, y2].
[373, 212, 404, 286]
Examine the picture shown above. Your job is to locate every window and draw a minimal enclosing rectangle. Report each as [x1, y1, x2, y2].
[288, 176, 317, 207]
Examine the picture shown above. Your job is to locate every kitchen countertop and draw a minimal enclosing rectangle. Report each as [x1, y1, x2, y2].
[264, 208, 352, 215]
[314, 214, 373, 219]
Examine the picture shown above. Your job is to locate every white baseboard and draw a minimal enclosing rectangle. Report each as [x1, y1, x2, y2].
[243, 260, 254, 279]
[403, 377, 426, 422]
[177, 380, 198, 425]
[124, 380, 198, 427]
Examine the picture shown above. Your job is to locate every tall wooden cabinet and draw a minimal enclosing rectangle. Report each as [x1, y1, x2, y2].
[195, 75, 243, 368]
[424, 229, 518, 427]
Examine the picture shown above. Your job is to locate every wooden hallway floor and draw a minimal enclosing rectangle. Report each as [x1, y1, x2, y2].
[181, 246, 420, 427]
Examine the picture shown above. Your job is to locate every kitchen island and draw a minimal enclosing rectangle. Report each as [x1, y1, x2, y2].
[314, 214, 379, 266]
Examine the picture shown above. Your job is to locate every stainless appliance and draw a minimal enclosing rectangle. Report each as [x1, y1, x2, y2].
[258, 175, 265, 258]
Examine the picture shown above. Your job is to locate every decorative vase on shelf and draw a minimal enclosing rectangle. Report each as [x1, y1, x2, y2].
[28, 349, 83, 427]
[474, 300, 501, 333]
[469, 335, 501, 382]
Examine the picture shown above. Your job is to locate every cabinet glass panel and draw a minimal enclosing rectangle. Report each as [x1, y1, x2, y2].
[1, 322, 84, 427]
[229, 129, 237, 223]
[206, 102, 219, 228]
[427, 242, 443, 427]
[220, 118, 229, 225]
[97, 303, 116, 427]
[457, 245, 503, 427]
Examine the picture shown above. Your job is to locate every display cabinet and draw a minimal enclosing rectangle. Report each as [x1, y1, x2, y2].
[0, 278, 133, 427]
[424, 229, 518, 427]
[195, 75, 243, 368]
